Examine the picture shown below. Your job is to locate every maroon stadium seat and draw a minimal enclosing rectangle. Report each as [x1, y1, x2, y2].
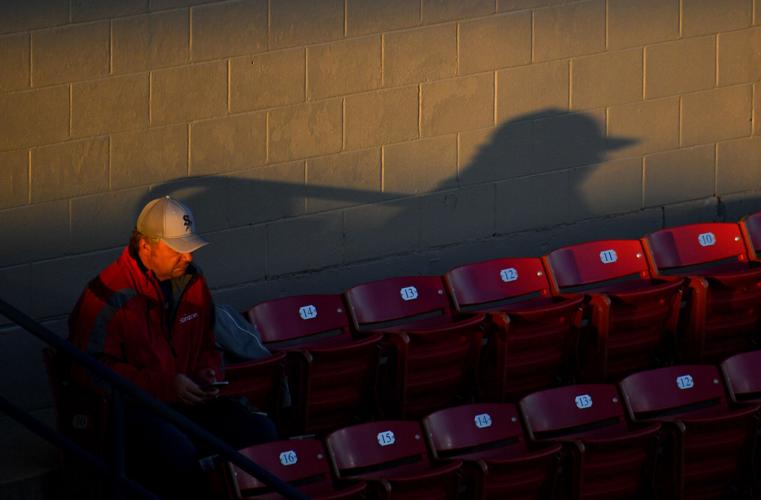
[644, 222, 761, 362]
[720, 349, 761, 494]
[619, 365, 759, 499]
[218, 352, 287, 421]
[544, 239, 683, 381]
[519, 383, 660, 499]
[445, 257, 583, 401]
[423, 403, 561, 499]
[344, 276, 484, 418]
[246, 294, 382, 434]
[740, 210, 761, 258]
[326, 420, 461, 499]
[721, 349, 761, 404]
[226, 438, 366, 499]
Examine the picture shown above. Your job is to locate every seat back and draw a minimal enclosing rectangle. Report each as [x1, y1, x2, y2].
[721, 350, 761, 404]
[229, 439, 336, 496]
[521, 384, 661, 499]
[544, 240, 651, 292]
[618, 365, 728, 420]
[520, 384, 629, 440]
[545, 240, 683, 382]
[219, 352, 286, 417]
[246, 294, 353, 347]
[646, 223, 761, 362]
[645, 222, 751, 273]
[740, 211, 761, 257]
[620, 364, 759, 498]
[326, 420, 432, 477]
[446, 257, 583, 401]
[345, 275, 456, 328]
[345, 276, 484, 418]
[247, 294, 382, 435]
[423, 403, 528, 458]
[445, 257, 554, 310]
[424, 403, 560, 500]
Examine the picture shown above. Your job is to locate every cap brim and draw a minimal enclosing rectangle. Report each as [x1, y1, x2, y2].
[606, 136, 637, 150]
[163, 234, 209, 253]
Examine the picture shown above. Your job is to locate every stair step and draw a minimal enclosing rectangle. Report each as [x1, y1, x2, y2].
[0, 408, 59, 500]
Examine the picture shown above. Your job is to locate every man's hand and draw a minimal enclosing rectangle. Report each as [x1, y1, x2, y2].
[196, 368, 217, 385]
[174, 374, 217, 405]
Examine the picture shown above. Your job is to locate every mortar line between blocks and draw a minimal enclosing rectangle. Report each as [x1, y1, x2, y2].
[27, 149, 32, 204]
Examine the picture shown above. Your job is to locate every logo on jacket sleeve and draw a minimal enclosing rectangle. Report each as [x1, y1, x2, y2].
[179, 312, 200, 324]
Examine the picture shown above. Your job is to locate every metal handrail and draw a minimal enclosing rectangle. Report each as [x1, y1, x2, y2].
[0, 297, 309, 500]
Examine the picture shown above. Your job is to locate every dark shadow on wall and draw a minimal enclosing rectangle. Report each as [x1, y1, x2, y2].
[6, 108, 761, 321]
[136, 110, 642, 296]
[5, 108, 761, 414]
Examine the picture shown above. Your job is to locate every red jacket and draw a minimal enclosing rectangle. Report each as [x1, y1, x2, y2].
[68, 247, 220, 402]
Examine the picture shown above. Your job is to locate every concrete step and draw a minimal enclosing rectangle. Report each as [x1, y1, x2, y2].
[0, 408, 59, 500]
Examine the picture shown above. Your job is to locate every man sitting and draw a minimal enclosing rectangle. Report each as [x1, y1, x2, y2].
[68, 196, 277, 499]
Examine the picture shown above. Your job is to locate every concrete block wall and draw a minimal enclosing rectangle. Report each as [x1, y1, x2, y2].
[1, 0, 761, 414]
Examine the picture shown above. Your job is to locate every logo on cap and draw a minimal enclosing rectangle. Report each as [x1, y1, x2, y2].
[136, 196, 208, 253]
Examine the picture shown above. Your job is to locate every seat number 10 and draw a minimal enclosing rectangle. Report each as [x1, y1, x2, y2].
[698, 232, 716, 247]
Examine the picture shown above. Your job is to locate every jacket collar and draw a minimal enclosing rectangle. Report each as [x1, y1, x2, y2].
[116, 247, 198, 304]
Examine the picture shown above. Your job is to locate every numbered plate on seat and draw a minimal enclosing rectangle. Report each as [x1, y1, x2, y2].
[599, 250, 618, 264]
[499, 268, 518, 282]
[676, 375, 694, 389]
[377, 430, 396, 447]
[299, 305, 317, 320]
[574, 394, 593, 409]
[279, 450, 298, 466]
[698, 232, 716, 247]
[400, 286, 419, 301]
[474, 413, 492, 429]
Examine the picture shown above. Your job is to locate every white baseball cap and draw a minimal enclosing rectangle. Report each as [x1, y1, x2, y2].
[136, 196, 208, 253]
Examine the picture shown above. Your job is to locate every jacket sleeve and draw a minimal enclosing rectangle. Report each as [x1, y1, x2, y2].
[69, 288, 177, 402]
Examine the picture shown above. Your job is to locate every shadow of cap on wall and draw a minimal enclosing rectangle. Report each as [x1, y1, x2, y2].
[141, 109, 638, 229]
[463, 108, 637, 189]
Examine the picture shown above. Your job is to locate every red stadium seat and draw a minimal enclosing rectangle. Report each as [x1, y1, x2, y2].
[720, 349, 761, 404]
[740, 210, 761, 258]
[544, 240, 683, 381]
[345, 276, 484, 418]
[218, 352, 287, 421]
[619, 365, 759, 499]
[326, 420, 461, 499]
[720, 349, 761, 495]
[645, 222, 761, 362]
[246, 294, 382, 434]
[226, 438, 366, 499]
[445, 257, 583, 401]
[423, 403, 561, 499]
[519, 384, 660, 499]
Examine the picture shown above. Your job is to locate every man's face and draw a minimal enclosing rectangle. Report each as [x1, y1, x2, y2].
[140, 239, 192, 281]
